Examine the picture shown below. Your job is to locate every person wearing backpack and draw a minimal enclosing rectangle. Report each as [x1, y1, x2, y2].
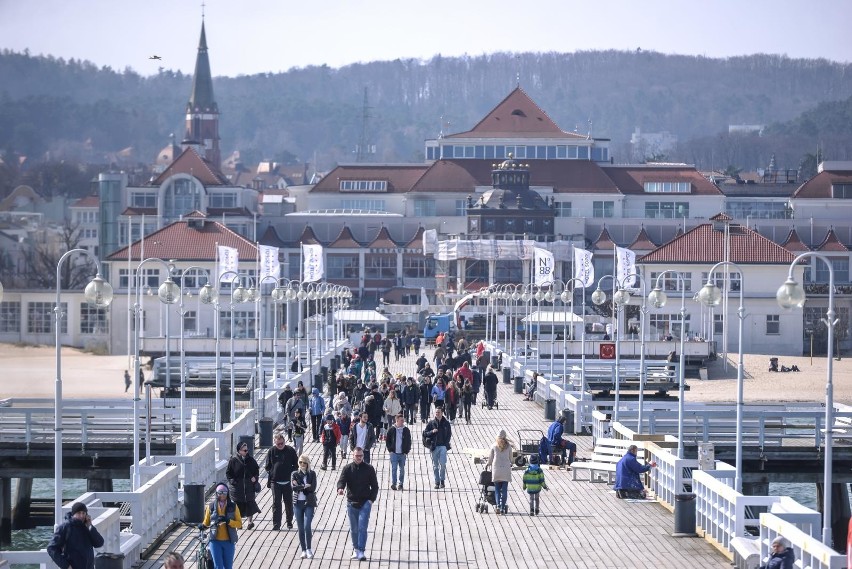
[47, 502, 104, 569]
[201, 482, 242, 569]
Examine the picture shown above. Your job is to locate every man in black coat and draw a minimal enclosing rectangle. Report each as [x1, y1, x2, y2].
[483, 365, 499, 409]
[337, 447, 379, 561]
[424, 407, 452, 489]
[264, 431, 298, 530]
[418, 376, 433, 422]
[385, 414, 412, 490]
[47, 502, 104, 569]
[400, 377, 419, 423]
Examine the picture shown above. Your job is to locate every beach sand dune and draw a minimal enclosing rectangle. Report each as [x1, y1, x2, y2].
[2, 343, 852, 404]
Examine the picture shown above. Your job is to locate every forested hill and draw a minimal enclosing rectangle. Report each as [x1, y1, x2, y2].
[1, 48, 851, 170]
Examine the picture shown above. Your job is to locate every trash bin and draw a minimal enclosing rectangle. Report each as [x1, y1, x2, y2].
[514, 376, 524, 394]
[673, 493, 698, 537]
[313, 373, 323, 392]
[544, 399, 556, 421]
[490, 355, 499, 368]
[321, 366, 328, 383]
[258, 417, 274, 447]
[95, 553, 125, 569]
[560, 409, 575, 433]
[502, 367, 511, 384]
[238, 434, 254, 458]
[182, 483, 205, 523]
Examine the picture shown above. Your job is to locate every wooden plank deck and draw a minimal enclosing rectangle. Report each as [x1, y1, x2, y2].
[144, 347, 730, 568]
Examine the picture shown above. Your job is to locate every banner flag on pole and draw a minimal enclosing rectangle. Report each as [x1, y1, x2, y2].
[258, 245, 280, 280]
[573, 247, 595, 288]
[217, 245, 239, 283]
[616, 246, 637, 287]
[533, 247, 555, 286]
[422, 229, 438, 255]
[302, 244, 324, 282]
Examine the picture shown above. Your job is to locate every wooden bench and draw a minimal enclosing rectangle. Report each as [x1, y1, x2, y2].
[572, 438, 646, 484]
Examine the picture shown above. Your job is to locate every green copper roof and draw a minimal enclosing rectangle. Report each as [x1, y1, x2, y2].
[187, 22, 218, 113]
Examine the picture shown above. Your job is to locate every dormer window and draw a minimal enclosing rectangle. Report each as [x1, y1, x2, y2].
[643, 182, 691, 193]
[339, 180, 388, 192]
[832, 184, 852, 199]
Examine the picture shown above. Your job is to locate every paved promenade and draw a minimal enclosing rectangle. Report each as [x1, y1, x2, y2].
[147, 347, 729, 568]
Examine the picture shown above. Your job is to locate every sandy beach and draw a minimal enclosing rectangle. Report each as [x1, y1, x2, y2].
[2, 342, 852, 404]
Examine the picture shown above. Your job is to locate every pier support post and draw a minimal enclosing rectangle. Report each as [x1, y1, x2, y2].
[0, 477, 10, 546]
[741, 481, 769, 497]
[11, 477, 33, 530]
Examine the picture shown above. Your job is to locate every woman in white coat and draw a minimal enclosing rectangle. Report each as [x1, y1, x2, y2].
[485, 429, 514, 514]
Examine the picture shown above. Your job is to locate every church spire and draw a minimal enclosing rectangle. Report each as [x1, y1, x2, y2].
[184, 20, 221, 167]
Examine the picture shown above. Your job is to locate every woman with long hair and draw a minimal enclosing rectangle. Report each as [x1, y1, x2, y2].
[226, 441, 261, 530]
[485, 429, 515, 514]
[291, 454, 318, 559]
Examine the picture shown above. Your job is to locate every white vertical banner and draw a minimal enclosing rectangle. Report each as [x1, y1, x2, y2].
[533, 247, 555, 286]
[616, 246, 637, 287]
[573, 247, 595, 288]
[217, 245, 239, 283]
[258, 245, 280, 280]
[422, 229, 438, 255]
[302, 244, 324, 282]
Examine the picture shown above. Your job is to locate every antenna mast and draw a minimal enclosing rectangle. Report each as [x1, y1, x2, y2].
[356, 87, 373, 163]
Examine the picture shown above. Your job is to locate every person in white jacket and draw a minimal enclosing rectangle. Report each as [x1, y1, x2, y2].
[485, 429, 515, 515]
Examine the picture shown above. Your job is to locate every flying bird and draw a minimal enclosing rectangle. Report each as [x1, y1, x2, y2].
[149, 55, 162, 60]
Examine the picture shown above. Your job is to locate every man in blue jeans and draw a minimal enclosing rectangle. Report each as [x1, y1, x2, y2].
[337, 447, 379, 561]
[424, 407, 452, 489]
[385, 413, 412, 490]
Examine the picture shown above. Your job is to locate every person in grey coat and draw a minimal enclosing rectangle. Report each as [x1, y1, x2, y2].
[485, 429, 515, 514]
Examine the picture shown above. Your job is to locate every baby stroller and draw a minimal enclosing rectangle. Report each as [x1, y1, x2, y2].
[475, 468, 497, 513]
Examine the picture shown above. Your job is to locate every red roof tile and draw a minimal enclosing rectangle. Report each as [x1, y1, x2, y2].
[329, 226, 362, 248]
[781, 228, 810, 252]
[710, 212, 733, 221]
[815, 228, 849, 252]
[447, 87, 586, 139]
[311, 164, 429, 193]
[368, 226, 398, 248]
[601, 166, 723, 197]
[792, 169, 852, 198]
[593, 227, 616, 250]
[405, 227, 425, 249]
[639, 223, 797, 264]
[296, 225, 322, 245]
[151, 147, 230, 186]
[71, 195, 99, 208]
[106, 219, 256, 262]
[628, 227, 657, 251]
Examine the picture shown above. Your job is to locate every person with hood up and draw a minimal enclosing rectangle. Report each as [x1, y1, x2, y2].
[47, 502, 105, 569]
[521, 454, 549, 516]
[308, 387, 326, 442]
[226, 441, 261, 529]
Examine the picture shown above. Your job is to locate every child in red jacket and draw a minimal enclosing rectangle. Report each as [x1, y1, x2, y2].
[320, 414, 342, 470]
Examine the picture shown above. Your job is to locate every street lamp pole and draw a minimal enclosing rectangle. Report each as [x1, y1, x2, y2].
[698, 261, 745, 492]
[777, 252, 836, 546]
[55, 250, 113, 526]
[592, 275, 630, 423]
[648, 270, 688, 459]
[229, 277, 251, 422]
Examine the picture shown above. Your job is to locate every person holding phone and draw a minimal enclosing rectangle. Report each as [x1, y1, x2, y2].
[291, 454, 318, 559]
[47, 502, 104, 569]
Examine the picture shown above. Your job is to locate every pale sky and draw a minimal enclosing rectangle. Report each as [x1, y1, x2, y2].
[1, 0, 850, 77]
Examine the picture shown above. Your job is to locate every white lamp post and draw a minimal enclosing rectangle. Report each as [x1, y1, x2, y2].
[624, 270, 649, 435]
[55, 249, 113, 526]
[229, 277, 251, 422]
[648, 271, 688, 459]
[698, 261, 745, 492]
[777, 252, 836, 546]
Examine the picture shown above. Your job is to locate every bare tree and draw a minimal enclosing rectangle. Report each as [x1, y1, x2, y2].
[19, 220, 96, 289]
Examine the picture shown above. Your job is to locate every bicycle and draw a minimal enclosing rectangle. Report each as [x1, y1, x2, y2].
[193, 526, 213, 569]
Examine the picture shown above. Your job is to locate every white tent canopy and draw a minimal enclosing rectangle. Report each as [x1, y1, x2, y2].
[333, 310, 389, 325]
[521, 311, 585, 324]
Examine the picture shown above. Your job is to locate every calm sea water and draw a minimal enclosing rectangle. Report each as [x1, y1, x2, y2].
[6, 478, 818, 552]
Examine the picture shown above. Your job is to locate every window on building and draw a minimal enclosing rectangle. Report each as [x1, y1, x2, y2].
[130, 192, 157, 208]
[650, 271, 692, 292]
[327, 256, 359, 279]
[593, 201, 614, 218]
[28, 302, 67, 334]
[163, 177, 202, 222]
[209, 193, 238, 208]
[643, 182, 691, 193]
[365, 255, 396, 279]
[713, 314, 723, 335]
[766, 314, 780, 335]
[0, 301, 20, 333]
[340, 199, 386, 211]
[814, 258, 850, 283]
[578, 146, 590, 159]
[832, 184, 852, 199]
[649, 313, 691, 339]
[554, 202, 572, 218]
[403, 256, 434, 278]
[184, 310, 197, 333]
[701, 271, 741, 292]
[80, 304, 109, 334]
[339, 180, 387, 192]
[413, 199, 436, 217]
[454, 199, 469, 216]
[176, 268, 210, 290]
[645, 202, 690, 219]
[220, 310, 256, 339]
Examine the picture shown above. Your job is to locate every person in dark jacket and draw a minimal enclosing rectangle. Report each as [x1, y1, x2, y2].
[400, 377, 419, 423]
[418, 376, 433, 422]
[277, 385, 293, 425]
[364, 386, 384, 440]
[613, 444, 656, 499]
[424, 407, 452, 489]
[761, 536, 795, 569]
[264, 431, 298, 530]
[47, 502, 104, 569]
[350, 411, 377, 464]
[547, 415, 578, 465]
[483, 366, 499, 409]
[227, 441, 261, 529]
[337, 447, 379, 561]
[320, 414, 342, 470]
[385, 413, 412, 490]
[291, 454, 319, 559]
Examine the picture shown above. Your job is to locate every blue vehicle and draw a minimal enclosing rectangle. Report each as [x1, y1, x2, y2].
[424, 313, 455, 344]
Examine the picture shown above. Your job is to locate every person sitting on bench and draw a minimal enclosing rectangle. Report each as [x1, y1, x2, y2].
[546, 415, 577, 465]
[614, 444, 656, 499]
